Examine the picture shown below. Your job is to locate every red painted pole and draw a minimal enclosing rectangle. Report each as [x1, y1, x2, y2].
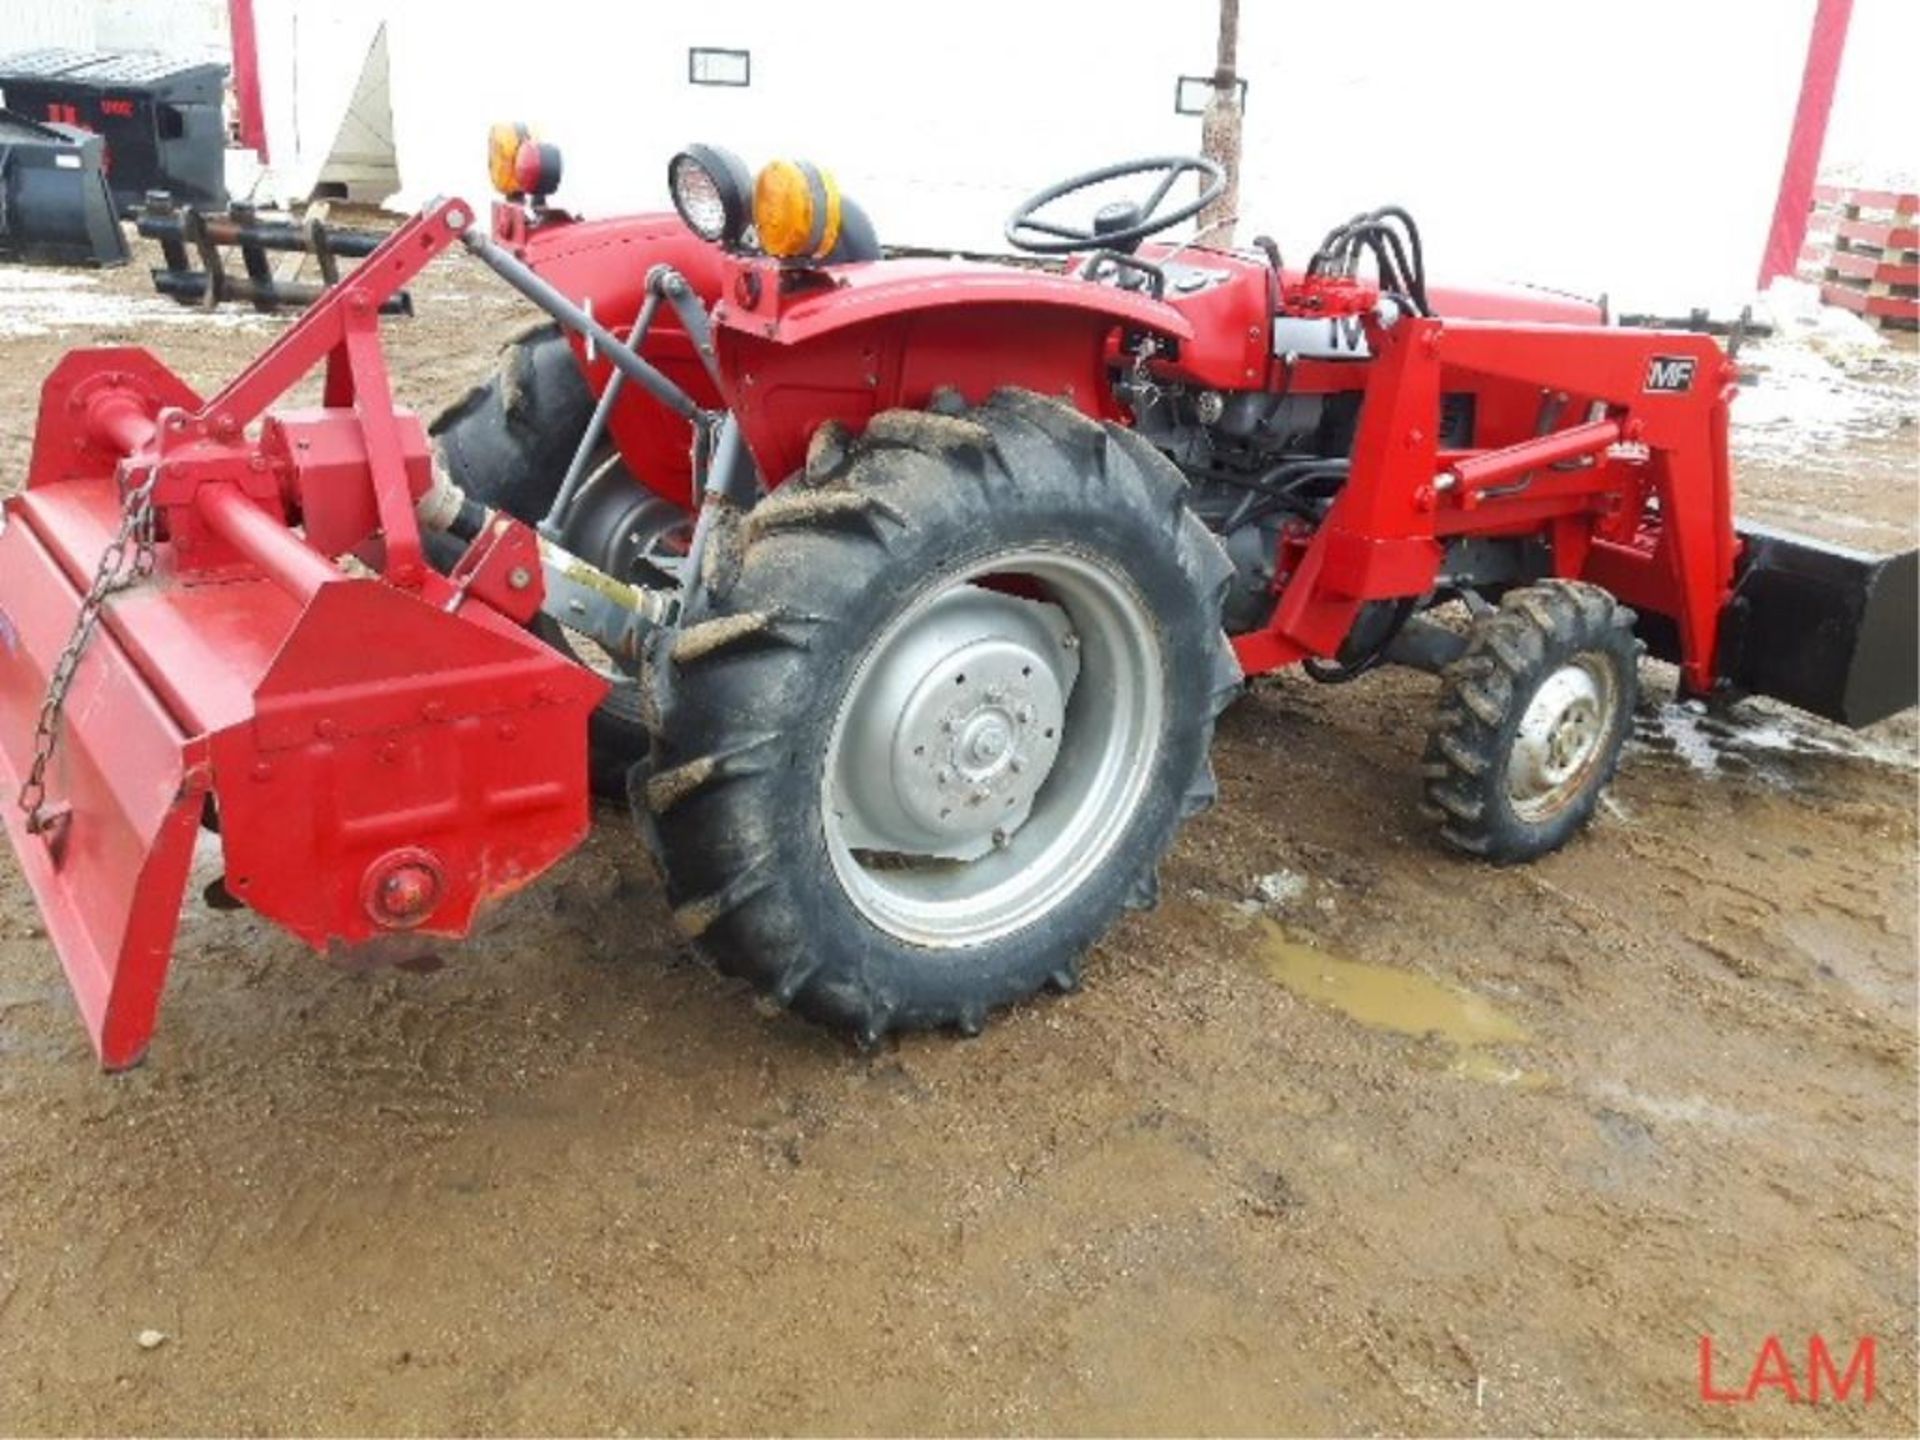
[1757, 0, 1853, 287]
[227, 0, 270, 162]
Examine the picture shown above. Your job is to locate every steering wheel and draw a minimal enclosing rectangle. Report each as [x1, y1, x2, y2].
[1005, 155, 1226, 256]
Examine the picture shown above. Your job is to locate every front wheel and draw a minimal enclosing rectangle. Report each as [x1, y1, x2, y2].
[1422, 580, 1640, 862]
[640, 390, 1240, 1040]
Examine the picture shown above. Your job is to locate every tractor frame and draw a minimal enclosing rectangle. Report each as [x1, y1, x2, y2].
[0, 162, 1911, 1068]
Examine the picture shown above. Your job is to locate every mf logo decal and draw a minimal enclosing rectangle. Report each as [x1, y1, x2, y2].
[1330, 314, 1368, 353]
[1645, 355, 1698, 393]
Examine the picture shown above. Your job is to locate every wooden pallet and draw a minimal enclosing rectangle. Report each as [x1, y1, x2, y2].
[1797, 185, 1919, 331]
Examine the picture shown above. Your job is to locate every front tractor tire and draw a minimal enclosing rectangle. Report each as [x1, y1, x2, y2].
[642, 390, 1240, 1041]
[1422, 581, 1640, 863]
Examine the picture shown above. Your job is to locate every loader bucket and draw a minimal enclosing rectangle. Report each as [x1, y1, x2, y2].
[1717, 524, 1919, 728]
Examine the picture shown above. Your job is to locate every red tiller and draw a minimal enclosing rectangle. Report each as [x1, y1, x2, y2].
[0, 198, 603, 1068]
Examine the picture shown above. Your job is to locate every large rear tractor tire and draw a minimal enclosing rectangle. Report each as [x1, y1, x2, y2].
[430, 321, 595, 518]
[1421, 580, 1639, 863]
[641, 389, 1241, 1041]
[431, 322, 686, 797]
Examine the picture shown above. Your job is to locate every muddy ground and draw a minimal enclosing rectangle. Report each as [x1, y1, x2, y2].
[0, 241, 1914, 1436]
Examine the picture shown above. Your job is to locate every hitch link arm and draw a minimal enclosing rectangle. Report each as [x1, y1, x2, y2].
[549, 265, 725, 540]
[415, 467, 677, 667]
[535, 535, 676, 666]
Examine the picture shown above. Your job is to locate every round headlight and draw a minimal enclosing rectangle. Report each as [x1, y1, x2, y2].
[753, 158, 841, 260]
[668, 144, 753, 246]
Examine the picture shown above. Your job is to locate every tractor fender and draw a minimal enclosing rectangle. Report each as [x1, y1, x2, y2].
[513, 212, 731, 506]
[710, 260, 1194, 484]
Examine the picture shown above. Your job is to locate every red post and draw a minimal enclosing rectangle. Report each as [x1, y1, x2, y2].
[227, 0, 270, 161]
[1757, 0, 1853, 287]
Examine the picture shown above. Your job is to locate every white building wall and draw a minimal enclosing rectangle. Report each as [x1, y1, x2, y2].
[4, 0, 1909, 313]
[92, 0, 226, 59]
[248, 0, 384, 197]
[377, 0, 1830, 313]
[0, 0, 90, 51]
[0, 0, 225, 60]
[1231, 0, 1819, 311]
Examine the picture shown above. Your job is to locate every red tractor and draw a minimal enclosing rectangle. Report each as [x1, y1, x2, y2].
[1, 135, 1912, 1068]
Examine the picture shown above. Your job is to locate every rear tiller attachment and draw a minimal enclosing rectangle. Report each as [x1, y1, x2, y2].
[0, 197, 700, 1069]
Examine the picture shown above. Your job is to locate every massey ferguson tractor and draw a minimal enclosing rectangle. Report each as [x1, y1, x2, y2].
[1, 131, 1912, 1068]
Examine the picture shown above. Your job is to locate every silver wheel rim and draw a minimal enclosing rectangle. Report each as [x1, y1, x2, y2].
[1507, 655, 1615, 822]
[823, 546, 1165, 948]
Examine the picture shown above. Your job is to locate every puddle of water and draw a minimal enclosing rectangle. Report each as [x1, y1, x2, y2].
[1246, 918, 1540, 1084]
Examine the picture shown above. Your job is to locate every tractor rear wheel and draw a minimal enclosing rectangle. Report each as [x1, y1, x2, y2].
[431, 321, 595, 518]
[1422, 580, 1639, 863]
[431, 322, 685, 796]
[640, 389, 1240, 1040]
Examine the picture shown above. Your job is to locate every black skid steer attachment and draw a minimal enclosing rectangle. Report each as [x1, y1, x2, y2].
[1715, 524, 1918, 728]
[137, 196, 411, 315]
[0, 110, 127, 267]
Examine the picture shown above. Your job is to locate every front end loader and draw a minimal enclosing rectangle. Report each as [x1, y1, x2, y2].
[0, 137, 1912, 1069]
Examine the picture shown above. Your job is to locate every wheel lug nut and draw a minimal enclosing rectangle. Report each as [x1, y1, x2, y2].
[936, 767, 953, 785]
[985, 685, 1005, 704]
[1015, 705, 1034, 724]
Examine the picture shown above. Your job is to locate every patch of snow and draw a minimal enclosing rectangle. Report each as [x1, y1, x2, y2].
[1635, 700, 1919, 781]
[1642, 703, 1725, 777]
[1754, 277, 1886, 354]
[1252, 869, 1309, 910]
[1236, 870, 1312, 916]
[0, 270, 272, 341]
[1731, 278, 1918, 471]
[1590, 1078, 1766, 1134]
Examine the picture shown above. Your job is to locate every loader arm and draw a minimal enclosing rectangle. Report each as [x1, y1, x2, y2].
[1236, 309, 1739, 695]
[1231, 300, 1914, 726]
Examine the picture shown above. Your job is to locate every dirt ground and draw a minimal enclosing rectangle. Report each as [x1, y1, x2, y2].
[0, 241, 1914, 1436]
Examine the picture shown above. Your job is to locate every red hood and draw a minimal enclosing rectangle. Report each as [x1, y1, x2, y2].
[1427, 280, 1602, 325]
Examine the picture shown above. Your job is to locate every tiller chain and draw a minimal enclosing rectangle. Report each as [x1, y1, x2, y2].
[17, 464, 161, 836]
